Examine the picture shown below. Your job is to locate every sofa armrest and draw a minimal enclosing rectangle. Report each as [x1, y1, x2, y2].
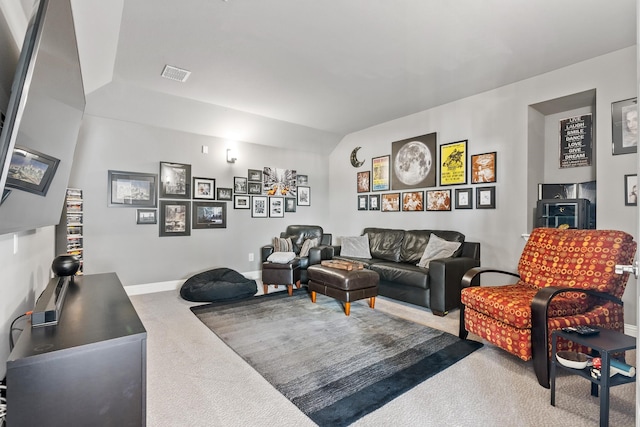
[308, 245, 336, 265]
[261, 245, 274, 262]
[460, 241, 480, 260]
[428, 257, 480, 316]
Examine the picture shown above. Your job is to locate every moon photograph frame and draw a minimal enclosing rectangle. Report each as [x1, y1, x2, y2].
[391, 132, 437, 190]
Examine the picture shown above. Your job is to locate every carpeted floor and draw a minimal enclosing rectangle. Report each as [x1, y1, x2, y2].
[191, 290, 482, 426]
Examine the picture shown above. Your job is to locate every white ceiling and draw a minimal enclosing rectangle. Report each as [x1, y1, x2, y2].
[17, 1, 640, 153]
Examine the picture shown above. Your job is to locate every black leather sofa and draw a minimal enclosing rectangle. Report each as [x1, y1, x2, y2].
[323, 227, 480, 316]
[261, 225, 332, 284]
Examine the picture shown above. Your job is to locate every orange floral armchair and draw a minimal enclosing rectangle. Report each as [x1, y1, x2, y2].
[459, 228, 636, 388]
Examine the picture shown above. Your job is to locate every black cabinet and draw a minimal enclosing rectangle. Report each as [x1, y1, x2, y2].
[6, 273, 147, 426]
[536, 198, 591, 229]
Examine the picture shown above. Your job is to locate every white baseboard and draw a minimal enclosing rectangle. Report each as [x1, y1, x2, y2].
[124, 270, 262, 296]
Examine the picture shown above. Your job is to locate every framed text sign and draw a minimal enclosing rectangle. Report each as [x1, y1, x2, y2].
[559, 114, 592, 168]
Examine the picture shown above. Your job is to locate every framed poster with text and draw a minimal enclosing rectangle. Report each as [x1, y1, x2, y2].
[371, 155, 390, 191]
[559, 114, 592, 168]
[440, 140, 467, 185]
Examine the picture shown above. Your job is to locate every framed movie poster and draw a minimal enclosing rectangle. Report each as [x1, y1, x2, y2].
[625, 174, 637, 206]
[391, 132, 437, 190]
[357, 171, 370, 193]
[159, 200, 190, 237]
[471, 152, 496, 184]
[159, 162, 191, 199]
[440, 140, 467, 186]
[371, 155, 390, 191]
[6, 146, 60, 196]
[192, 201, 226, 229]
[612, 98, 637, 155]
[559, 114, 592, 167]
[426, 190, 451, 211]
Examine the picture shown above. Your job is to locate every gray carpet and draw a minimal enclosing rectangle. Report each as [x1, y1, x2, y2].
[191, 289, 482, 426]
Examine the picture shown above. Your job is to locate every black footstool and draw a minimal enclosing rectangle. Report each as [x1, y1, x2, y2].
[307, 264, 379, 316]
[262, 259, 301, 296]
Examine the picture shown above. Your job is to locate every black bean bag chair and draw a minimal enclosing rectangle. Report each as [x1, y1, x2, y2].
[180, 268, 257, 302]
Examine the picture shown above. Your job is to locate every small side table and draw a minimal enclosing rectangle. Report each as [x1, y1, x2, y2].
[550, 328, 636, 427]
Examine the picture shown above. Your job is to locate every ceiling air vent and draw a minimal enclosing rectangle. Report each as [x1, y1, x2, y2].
[161, 65, 191, 82]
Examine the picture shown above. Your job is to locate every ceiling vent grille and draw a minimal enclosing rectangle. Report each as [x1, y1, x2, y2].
[161, 65, 191, 82]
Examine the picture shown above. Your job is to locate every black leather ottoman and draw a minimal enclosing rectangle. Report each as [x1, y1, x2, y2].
[307, 264, 379, 316]
[262, 259, 301, 296]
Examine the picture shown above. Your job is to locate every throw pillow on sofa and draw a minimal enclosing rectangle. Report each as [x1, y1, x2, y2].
[272, 236, 293, 252]
[416, 234, 461, 268]
[299, 237, 318, 257]
[340, 235, 372, 258]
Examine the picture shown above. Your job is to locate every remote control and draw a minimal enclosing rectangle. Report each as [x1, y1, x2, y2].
[563, 325, 599, 335]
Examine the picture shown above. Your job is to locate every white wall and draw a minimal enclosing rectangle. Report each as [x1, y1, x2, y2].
[0, 227, 54, 378]
[69, 115, 331, 286]
[327, 46, 638, 324]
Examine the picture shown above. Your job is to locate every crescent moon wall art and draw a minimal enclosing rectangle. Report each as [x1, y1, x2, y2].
[350, 146, 365, 167]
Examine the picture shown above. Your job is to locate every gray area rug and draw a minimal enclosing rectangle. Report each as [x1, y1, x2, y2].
[191, 289, 483, 426]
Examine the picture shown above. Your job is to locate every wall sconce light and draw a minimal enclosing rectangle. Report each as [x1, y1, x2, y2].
[226, 149, 237, 163]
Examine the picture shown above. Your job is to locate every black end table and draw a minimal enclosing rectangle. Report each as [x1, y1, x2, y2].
[550, 328, 636, 427]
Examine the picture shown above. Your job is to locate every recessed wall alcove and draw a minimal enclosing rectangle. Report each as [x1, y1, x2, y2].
[526, 89, 597, 231]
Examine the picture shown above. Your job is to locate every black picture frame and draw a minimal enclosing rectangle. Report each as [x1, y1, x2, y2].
[402, 191, 424, 211]
[357, 194, 368, 211]
[193, 177, 215, 200]
[471, 152, 497, 184]
[624, 174, 637, 206]
[426, 189, 451, 211]
[248, 181, 262, 194]
[357, 171, 370, 193]
[368, 194, 380, 211]
[612, 98, 637, 155]
[269, 196, 285, 217]
[159, 161, 191, 199]
[192, 201, 226, 229]
[381, 193, 400, 212]
[297, 174, 308, 186]
[297, 186, 310, 206]
[391, 132, 437, 190]
[234, 176, 248, 194]
[371, 155, 390, 191]
[159, 200, 191, 236]
[251, 195, 268, 218]
[136, 209, 157, 224]
[234, 195, 250, 209]
[217, 187, 233, 201]
[455, 188, 473, 209]
[108, 170, 157, 207]
[285, 197, 297, 212]
[476, 186, 496, 209]
[440, 140, 467, 186]
[248, 169, 263, 182]
[6, 145, 60, 196]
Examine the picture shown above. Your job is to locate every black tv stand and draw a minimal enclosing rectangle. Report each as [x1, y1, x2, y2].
[6, 272, 147, 426]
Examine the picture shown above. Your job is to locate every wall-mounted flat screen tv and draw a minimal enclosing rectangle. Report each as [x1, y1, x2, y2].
[0, 0, 85, 235]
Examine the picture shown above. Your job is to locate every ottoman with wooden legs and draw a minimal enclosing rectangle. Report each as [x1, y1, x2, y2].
[307, 264, 379, 316]
[261, 259, 301, 296]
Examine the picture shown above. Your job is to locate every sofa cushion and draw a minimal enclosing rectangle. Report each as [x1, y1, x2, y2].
[267, 251, 296, 263]
[272, 236, 293, 252]
[369, 262, 429, 289]
[364, 227, 405, 262]
[299, 237, 318, 257]
[340, 235, 372, 258]
[416, 234, 462, 268]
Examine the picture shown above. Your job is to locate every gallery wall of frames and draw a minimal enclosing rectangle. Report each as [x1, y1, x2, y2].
[356, 132, 497, 213]
[107, 163, 310, 237]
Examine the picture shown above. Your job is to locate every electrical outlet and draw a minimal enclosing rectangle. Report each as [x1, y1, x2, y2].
[248, 253, 254, 262]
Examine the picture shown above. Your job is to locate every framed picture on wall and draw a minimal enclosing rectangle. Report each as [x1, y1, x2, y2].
[217, 187, 233, 201]
[234, 176, 248, 194]
[159, 200, 190, 237]
[369, 194, 380, 211]
[269, 197, 284, 217]
[625, 174, 637, 206]
[402, 191, 423, 211]
[426, 189, 451, 211]
[357, 171, 370, 193]
[248, 169, 262, 182]
[248, 181, 262, 194]
[7, 146, 60, 196]
[371, 155, 390, 191]
[357, 195, 368, 210]
[234, 195, 250, 209]
[136, 209, 157, 224]
[285, 198, 297, 212]
[381, 193, 400, 212]
[192, 201, 226, 228]
[440, 140, 467, 186]
[193, 177, 215, 199]
[612, 98, 637, 155]
[454, 188, 473, 209]
[391, 132, 437, 190]
[159, 161, 191, 199]
[297, 186, 311, 206]
[251, 196, 268, 217]
[471, 152, 497, 184]
[108, 170, 157, 207]
[476, 186, 496, 209]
